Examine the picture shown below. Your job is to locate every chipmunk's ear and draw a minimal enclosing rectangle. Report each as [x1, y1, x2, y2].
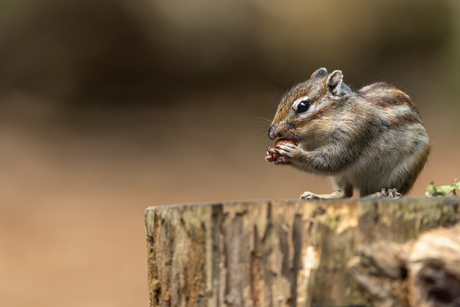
[326, 70, 343, 96]
[310, 67, 328, 79]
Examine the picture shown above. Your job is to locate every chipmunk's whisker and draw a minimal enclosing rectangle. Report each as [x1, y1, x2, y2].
[252, 115, 271, 123]
[268, 93, 278, 107]
[257, 128, 268, 137]
[268, 82, 280, 97]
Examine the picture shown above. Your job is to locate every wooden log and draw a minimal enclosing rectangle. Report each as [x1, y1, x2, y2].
[144, 197, 460, 307]
[348, 222, 460, 307]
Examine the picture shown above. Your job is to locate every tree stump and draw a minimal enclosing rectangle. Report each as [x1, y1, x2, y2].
[144, 197, 460, 307]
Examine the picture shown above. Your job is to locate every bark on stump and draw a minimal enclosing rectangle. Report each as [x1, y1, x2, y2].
[144, 197, 460, 307]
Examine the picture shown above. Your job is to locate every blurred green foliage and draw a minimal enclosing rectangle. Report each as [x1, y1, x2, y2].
[425, 178, 460, 197]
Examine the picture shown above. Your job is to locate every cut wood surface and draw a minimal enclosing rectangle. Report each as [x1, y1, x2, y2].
[145, 197, 460, 307]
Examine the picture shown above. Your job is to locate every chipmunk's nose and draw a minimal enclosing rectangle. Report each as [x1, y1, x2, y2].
[268, 124, 278, 140]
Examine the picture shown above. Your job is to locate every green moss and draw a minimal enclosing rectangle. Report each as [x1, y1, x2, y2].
[425, 178, 460, 197]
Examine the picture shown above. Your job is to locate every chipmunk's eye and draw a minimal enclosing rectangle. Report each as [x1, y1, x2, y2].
[296, 100, 310, 113]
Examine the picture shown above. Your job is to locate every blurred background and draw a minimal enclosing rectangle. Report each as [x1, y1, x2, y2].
[0, 0, 459, 306]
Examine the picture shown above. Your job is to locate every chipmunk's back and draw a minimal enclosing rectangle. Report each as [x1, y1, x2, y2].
[358, 82, 423, 128]
[358, 82, 419, 112]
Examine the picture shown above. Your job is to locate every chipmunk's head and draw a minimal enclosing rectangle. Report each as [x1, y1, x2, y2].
[268, 68, 352, 143]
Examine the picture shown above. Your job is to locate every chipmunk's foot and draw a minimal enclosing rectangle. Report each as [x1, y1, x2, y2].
[300, 191, 344, 200]
[300, 191, 321, 200]
[371, 188, 402, 199]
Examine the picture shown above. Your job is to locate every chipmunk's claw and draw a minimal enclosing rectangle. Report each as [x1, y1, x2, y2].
[371, 188, 402, 199]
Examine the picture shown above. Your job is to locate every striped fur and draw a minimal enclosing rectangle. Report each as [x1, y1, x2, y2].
[268, 68, 431, 199]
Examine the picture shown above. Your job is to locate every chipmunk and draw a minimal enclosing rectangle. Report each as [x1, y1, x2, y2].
[265, 68, 430, 200]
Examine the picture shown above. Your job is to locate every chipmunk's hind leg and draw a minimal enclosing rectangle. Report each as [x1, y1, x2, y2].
[360, 167, 417, 199]
[300, 178, 353, 200]
[365, 128, 430, 199]
[360, 180, 405, 199]
[363, 147, 428, 199]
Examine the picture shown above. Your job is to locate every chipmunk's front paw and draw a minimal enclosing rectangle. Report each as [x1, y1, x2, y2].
[275, 143, 303, 161]
[264, 147, 290, 165]
[274, 156, 290, 165]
